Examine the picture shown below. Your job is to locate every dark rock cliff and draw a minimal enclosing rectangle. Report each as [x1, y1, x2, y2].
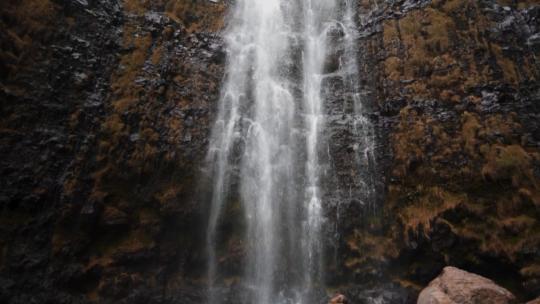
[338, 1, 540, 302]
[0, 0, 538, 303]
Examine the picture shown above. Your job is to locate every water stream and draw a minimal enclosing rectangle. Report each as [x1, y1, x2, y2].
[206, 1, 372, 303]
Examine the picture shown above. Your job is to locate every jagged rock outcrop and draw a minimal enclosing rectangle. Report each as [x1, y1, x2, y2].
[417, 267, 516, 304]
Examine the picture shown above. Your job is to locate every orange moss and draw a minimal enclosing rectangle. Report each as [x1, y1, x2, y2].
[398, 186, 465, 237]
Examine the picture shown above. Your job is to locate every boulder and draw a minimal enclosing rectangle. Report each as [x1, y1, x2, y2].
[330, 294, 348, 304]
[417, 267, 515, 304]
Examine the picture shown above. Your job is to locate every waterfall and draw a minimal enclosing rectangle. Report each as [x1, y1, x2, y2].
[342, 0, 377, 208]
[206, 1, 369, 303]
[302, 0, 339, 296]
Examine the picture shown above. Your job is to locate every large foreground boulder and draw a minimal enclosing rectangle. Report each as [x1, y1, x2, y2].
[418, 267, 515, 304]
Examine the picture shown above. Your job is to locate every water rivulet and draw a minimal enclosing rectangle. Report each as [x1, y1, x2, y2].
[206, 1, 374, 303]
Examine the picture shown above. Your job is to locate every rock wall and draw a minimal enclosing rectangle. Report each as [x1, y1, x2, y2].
[0, 0, 538, 303]
[337, 0, 539, 301]
[1, 0, 226, 303]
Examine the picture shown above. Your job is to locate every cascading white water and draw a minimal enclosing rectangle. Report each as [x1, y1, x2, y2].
[206, 1, 371, 303]
[301, 0, 337, 295]
[206, 1, 299, 303]
[341, 0, 377, 208]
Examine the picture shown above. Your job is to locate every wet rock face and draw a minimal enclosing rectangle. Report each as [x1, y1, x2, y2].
[1, 0, 226, 303]
[0, 0, 538, 303]
[335, 0, 540, 302]
[417, 267, 516, 304]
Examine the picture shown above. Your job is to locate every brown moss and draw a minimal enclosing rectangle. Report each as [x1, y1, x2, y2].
[111, 30, 151, 95]
[392, 107, 427, 177]
[377, 0, 540, 290]
[164, 0, 226, 33]
[123, 0, 150, 15]
[392, 278, 423, 292]
[345, 229, 399, 267]
[1, 0, 59, 80]
[102, 114, 126, 138]
[484, 114, 521, 142]
[379, 0, 534, 103]
[438, 0, 468, 13]
[481, 145, 536, 187]
[398, 186, 465, 237]
[3, 0, 57, 35]
[384, 56, 402, 81]
[150, 45, 164, 65]
[520, 264, 540, 278]
[491, 44, 519, 86]
[113, 97, 138, 113]
[382, 19, 400, 50]
[155, 184, 183, 206]
[117, 229, 155, 251]
[423, 8, 453, 53]
[462, 111, 481, 155]
[138, 207, 160, 226]
[500, 215, 536, 234]
[63, 176, 78, 197]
